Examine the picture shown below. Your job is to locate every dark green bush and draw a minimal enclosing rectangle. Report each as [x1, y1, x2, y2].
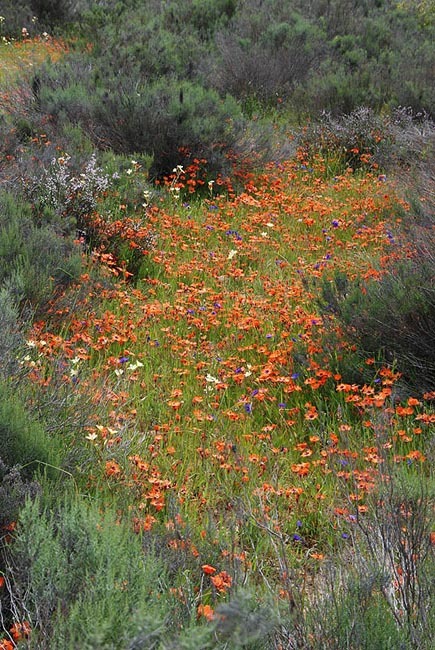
[213, 5, 324, 106]
[0, 1, 34, 38]
[38, 59, 243, 176]
[0, 460, 41, 531]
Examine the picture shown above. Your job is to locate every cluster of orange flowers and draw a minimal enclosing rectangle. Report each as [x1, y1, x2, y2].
[19, 152, 433, 618]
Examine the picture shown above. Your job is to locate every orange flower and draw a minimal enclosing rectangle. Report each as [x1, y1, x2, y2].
[202, 564, 216, 575]
[197, 604, 215, 621]
[291, 462, 311, 477]
[105, 460, 121, 477]
[211, 570, 232, 593]
[10, 621, 31, 641]
[0, 640, 14, 650]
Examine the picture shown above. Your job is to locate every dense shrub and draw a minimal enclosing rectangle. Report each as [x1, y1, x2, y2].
[2, 495, 286, 649]
[299, 107, 435, 173]
[213, 6, 324, 106]
[37, 58, 244, 176]
[0, 192, 82, 314]
[0, 382, 62, 476]
[321, 253, 435, 393]
[0, 1, 34, 38]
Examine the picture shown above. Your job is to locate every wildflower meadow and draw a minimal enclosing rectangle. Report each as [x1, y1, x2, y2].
[0, 3, 434, 648]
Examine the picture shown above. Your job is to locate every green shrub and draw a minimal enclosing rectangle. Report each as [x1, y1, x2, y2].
[0, 288, 24, 378]
[37, 54, 244, 177]
[213, 5, 324, 106]
[0, 381, 62, 476]
[321, 253, 435, 393]
[3, 496, 169, 648]
[0, 191, 82, 313]
[2, 495, 285, 649]
[0, 1, 34, 38]
[0, 460, 41, 531]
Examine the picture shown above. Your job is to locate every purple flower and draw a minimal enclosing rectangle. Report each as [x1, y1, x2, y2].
[332, 220, 340, 228]
[119, 356, 129, 364]
[292, 534, 303, 542]
[244, 403, 253, 414]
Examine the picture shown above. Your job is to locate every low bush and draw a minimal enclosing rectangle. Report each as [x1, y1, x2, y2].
[1, 494, 287, 649]
[298, 107, 435, 174]
[0, 191, 83, 314]
[320, 253, 435, 393]
[0, 381, 62, 476]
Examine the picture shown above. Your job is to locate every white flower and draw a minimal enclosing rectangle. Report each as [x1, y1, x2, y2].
[128, 360, 144, 371]
[227, 249, 237, 260]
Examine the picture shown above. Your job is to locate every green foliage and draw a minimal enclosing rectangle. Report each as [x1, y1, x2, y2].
[0, 2, 34, 38]
[0, 288, 23, 378]
[0, 381, 62, 476]
[0, 191, 82, 314]
[3, 495, 286, 649]
[4, 496, 169, 648]
[321, 251, 435, 392]
[29, 0, 87, 28]
[307, 462, 435, 650]
[38, 59, 243, 176]
[0, 460, 41, 530]
[214, 5, 325, 105]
